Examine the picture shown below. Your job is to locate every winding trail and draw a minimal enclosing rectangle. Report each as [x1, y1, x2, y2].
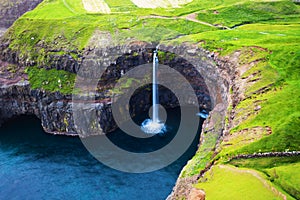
[63, 0, 76, 14]
[219, 165, 287, 200]
[185, 13, 231, 30]
[184, 13, 215, 27]
[140, 13, 231, 30]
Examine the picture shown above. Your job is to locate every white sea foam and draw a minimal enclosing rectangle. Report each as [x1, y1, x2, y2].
[141, 119, 166, 134]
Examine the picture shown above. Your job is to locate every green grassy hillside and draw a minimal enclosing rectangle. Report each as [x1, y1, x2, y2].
[1, 0, 299, 199]
[195, 165, 293, 200]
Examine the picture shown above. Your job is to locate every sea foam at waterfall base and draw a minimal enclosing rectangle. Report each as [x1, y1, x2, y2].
[141, 118, 167, 134]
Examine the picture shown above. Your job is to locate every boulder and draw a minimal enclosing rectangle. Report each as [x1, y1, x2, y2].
[188, 188, 206, 200]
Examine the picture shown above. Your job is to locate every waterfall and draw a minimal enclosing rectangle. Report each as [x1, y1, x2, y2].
[141, 49, 166, 135]
[152, 50, 159, 123]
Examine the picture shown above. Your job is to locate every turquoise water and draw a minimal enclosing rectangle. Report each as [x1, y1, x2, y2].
[0, 109, 201, 200]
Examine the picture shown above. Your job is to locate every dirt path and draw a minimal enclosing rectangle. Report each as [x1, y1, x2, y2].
[140, 14, 212, 26]
[82, 0, 111, 13]
[140, 13, 230, 30]
[219, 165, 287, 200]
[63, 0, 76, 13]
[185, 13, 231, 29]
[183, 13, 215, 27]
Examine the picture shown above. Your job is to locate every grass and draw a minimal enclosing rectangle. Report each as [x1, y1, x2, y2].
[172, 22, 300, 159]
[181, 110, 225, 177]
[229, 156, 300, 170]
[265, 163, 300, 199]
[161, 4, 300, 197]
[104, 0, 137, 12]
[196, 1, 300, 28]
[174, 23, 300, 55]
[109, 77, 140, 94]
[229, 159, 300, 199]
[26, 66, 76, 94]
[180, 129, 218, 177]
[216, 78, 300, 159]
[4, 0, 218, 69]
[5, 0, 300, 63]
[26, 0, 78, 18]
[119, 18, 216, 42]
[229, 83, 300, 155]
[195, 165, 292, 200]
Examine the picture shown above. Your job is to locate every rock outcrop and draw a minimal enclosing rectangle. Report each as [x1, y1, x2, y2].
[0, 0, 42, 28]
[0, 82, 75, 135]
[187, 188, 206, 200]
[0, 42, 230, 137]
[0, 81, 118, 136]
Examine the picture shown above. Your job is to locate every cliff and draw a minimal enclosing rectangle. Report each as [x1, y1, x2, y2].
[0, 41, 229, 137]
[0, 0, 42, 28]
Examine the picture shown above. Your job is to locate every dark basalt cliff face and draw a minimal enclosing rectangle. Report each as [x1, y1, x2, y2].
[0, 82, 76, 135]
[0, 0, 43, 28]
[0, 41, 232, 137]
[0, 81, 117, 135]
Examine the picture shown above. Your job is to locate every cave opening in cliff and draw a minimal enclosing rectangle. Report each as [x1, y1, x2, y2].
[0, 114, 41, 137]
[93, 48, 212, 164]
[98, 48, 212, 132]
[0, 114, 80, 144]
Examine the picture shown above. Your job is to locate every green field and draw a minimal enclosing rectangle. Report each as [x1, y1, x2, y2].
[195, 165, 294, 200]
[229, 157, 300, 199]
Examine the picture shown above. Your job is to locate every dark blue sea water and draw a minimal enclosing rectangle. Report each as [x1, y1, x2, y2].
[0, 109, 202, 200]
